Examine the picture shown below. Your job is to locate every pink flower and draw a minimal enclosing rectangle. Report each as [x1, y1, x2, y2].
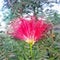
[7, 16, 52, 44]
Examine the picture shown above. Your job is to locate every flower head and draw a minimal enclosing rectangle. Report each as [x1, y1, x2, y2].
[7, 16, 52, 44]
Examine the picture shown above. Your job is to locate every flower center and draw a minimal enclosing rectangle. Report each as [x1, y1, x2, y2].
[25, 39, 35, 45]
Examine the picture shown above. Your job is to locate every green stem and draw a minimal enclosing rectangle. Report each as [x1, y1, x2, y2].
[29, 43, 33, 59]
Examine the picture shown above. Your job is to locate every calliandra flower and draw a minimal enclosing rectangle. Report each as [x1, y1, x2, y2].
[7, 16, 52, 45]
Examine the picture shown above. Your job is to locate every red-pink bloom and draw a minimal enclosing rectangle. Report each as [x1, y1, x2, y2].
[7, 16, 52, 44]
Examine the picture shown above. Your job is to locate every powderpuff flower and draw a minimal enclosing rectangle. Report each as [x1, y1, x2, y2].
[7, 16, 52, 45]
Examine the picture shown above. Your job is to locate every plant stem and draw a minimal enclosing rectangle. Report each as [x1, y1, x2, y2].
[29, 43, 33, 60]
